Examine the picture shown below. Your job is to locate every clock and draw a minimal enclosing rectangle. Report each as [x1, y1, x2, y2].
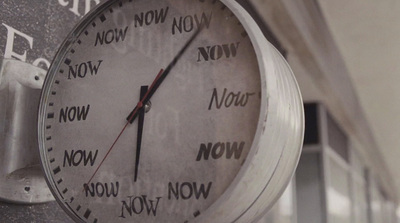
[38, 0, 304, 222]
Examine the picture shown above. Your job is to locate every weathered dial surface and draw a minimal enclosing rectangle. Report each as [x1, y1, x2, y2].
[39, 0, 262, 222]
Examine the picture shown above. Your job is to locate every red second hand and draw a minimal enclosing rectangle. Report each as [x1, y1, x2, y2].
[83, 121, 130, 191]
[83, 69, 164, 190]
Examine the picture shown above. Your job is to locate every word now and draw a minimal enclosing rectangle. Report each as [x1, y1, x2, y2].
[68, 60, 102, 79]
[119, 195, 162, 218]
[197, 42, 240, 62]
[84, 181, 119, 198]
[95, 26, 128, 46]
[63, 149, 98, 167]
[196, 141, 245, 161]
[172, 12, 212, 35]
[59, 105, 90, 123]
[208, 88, 255, 110]
[134, 7, 169, 27]
[168, 182, 212, 200]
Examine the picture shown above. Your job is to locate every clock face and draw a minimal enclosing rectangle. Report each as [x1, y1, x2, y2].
[39, 0, 263, 222]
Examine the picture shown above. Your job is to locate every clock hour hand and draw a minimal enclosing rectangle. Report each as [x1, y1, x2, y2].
[134, 85, 148, 182]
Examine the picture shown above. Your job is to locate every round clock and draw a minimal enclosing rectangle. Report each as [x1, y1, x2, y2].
[38, 0, 304, 222]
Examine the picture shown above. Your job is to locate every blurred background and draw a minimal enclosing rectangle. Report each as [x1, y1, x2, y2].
[252, 0, 400, 222]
